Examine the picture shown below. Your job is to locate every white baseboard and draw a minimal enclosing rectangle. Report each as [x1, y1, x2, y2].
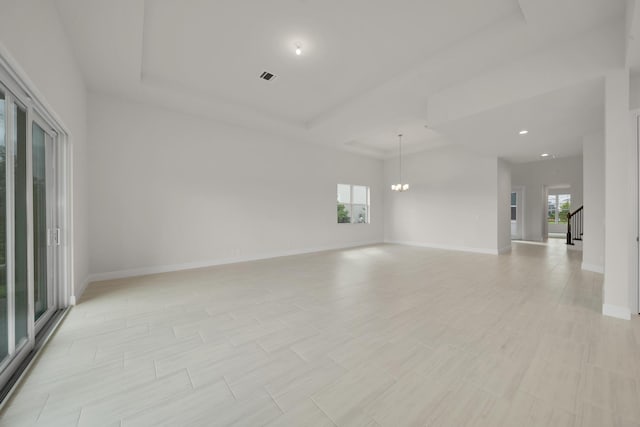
[602, 304, 632, 320]
[87, 240, 383, 284]
[70, 276, 91, 305]
[386, 240, 499, 255]
[581, 262, 604, 274]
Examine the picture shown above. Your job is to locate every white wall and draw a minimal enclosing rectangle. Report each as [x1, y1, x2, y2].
[88, 93, 384, 279]
[383, 145, 500, 254]
[603, 69, 635, 320]
[497, 159, 511, 253]
[0, 0, 89, 300]
[511, 156, 583, 241]
[582, 133, 605, 273]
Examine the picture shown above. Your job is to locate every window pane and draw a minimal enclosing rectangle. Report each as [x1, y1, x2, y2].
[337, 202, 351, 223]
[13, 104, 27, 347]
[352, 186, 368, 205]
[0, 92, 6, 360]
[547, 195, 557, 224]
[511, 206, 516, 221]
[558, 194, 571, 224]
[351, 204, 368, 223]
[511, 192, 516, 206]
[337, 184, 350, 204]
[33, 123, 47, 321]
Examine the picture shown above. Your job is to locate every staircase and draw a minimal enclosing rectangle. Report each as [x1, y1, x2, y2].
[566, 205, 583, 246]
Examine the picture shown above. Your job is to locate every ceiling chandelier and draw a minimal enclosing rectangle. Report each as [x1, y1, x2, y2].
[391, 134, 409, 192]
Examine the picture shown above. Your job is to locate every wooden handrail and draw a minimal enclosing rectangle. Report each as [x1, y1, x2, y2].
[568, 205, 583, 218]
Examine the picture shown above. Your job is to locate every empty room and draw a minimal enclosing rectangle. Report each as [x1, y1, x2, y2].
[0, 0, 640, 425]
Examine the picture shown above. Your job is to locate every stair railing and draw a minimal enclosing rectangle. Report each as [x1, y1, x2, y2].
[566, 205, 583, 245]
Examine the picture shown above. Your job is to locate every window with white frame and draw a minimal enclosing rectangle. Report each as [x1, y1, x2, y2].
[337, 184, 370, 224]
[547, 194, 571, 224]
[510, 192, 517, 221]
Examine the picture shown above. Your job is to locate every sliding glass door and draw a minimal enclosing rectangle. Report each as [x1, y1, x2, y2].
[0, 91, 7, 364]
[0, 84, 32, 382]
[13, 98, 29, 354]
[0, 78, 61, 390]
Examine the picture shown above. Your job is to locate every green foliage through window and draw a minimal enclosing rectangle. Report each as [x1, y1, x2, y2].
[548, 194, 570, 224]
[337, 203, 351, 223]
[337, 184, 369, 224]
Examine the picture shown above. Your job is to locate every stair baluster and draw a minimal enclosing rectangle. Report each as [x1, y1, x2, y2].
[566, 205, 583, 245]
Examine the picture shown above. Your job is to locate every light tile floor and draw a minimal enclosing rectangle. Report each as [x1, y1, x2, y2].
[1, 241, 638, 426]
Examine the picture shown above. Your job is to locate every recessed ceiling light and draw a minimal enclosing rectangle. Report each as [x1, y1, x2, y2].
[519, 130, 528, 135]
[295, 44, 302, 56]
[540, 153, 550, 157]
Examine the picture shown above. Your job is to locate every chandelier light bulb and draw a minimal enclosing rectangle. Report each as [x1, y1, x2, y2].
[402, 184, 409, 191]
[295, 44, 302, 56]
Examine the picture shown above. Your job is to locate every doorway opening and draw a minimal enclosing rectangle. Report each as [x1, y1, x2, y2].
[545, 186, 572, 240]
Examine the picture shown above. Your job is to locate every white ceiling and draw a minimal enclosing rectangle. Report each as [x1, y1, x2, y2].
[55, 0, 628, 161]
[141, 0, 518, 124]
[433, 79, 604, 163]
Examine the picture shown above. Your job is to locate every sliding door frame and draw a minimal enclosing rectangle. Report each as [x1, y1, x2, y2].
[31, 112, 58, 333]
[0, 49, 72, 392]
[0, 80, 34, 389]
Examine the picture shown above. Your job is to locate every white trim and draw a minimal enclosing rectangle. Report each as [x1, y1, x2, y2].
[635, 109, 640, 318]
[581, 262, 604, 274]
[602, 303, 632, 320]
[385, 240, 499, 255]
[86, 240, 383, 284]
[70, 275, 90, 305]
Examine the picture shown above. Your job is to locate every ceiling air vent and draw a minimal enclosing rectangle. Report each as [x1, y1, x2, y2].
[259, 71, 277, 82]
